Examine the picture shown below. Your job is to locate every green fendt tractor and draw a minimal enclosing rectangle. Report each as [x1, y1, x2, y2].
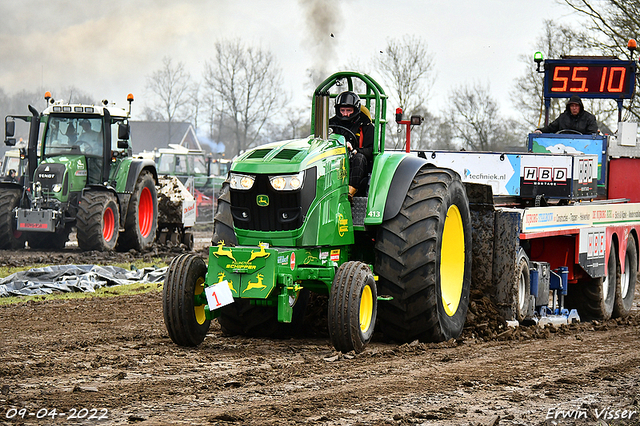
[0, 93, 158, 251]
[163, 72, 472, 352]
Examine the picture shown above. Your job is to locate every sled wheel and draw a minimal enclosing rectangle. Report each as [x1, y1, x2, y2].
[567, 239, 617, 320]
[514, 248, 531, 322]
[613, 237, 637, 318]
[375, 167, 472, 343]
[0, 188, 25, 249]
[182, 231, 194, 251]
[211, 180, 237, 246]
[328, 261, 377, 353]
[77, 191, 120, 251]
[117, 170, 158, 251]
[163, 254, 210, 346]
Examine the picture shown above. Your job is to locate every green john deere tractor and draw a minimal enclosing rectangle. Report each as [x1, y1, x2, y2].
[0, 93, 158, 251]
[163, 72, 472, 352]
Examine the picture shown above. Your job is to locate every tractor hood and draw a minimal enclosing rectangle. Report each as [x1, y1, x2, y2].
[35, 155, 87, 201]
[231, 135, 347, 175]
[228, 135, 352, 247]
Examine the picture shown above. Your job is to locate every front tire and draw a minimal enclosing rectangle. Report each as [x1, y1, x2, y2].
[0, 188, 25, 249]
[328, 261, 377, 353]
[117, 170, 158, 251]
[77, 191, 120, 251]
[613, 237, 637, 318]
[375, 167, 472, 343]
[163, 254, 211, 346]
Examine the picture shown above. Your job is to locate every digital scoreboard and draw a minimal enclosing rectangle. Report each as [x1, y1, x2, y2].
[543, 59, 636, 99]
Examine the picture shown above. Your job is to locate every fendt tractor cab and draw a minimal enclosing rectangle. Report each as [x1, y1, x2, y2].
[0, 93, 158, 251]
[163, 72, 473, 353]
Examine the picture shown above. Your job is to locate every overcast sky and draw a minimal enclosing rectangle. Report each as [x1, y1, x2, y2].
[1, 0, 580, 124]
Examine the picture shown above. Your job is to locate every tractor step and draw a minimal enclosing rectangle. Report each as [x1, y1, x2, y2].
[351, 196, 367, 226]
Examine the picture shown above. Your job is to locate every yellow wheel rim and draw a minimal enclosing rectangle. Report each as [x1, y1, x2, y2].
[194, 276, 206, 325]
[440, 205, 465, 317]
[359, 284, 373, 332]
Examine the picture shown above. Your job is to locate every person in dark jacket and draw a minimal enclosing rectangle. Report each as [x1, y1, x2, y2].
[534, 95, 599, 134]
[329, 91, 374, 199]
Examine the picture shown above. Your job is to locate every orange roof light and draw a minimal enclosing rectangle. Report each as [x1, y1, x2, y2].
[44, 91, 52, 100]
[127, 93, 134, 102]
[628, 39, 637, 50]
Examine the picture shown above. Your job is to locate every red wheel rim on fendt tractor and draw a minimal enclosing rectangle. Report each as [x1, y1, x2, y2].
[138, 187, 153, 238]
[103, 207, 115, 242]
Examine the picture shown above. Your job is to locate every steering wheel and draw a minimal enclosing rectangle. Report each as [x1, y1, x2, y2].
[556, 129, 583, 135]
[328, 124, 357, 148]
[78, 140, 98, 155]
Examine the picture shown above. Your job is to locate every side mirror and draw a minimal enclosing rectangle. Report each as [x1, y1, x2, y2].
[118, 122, 130, 140]
[5, 119, 16, 146]
[117, 122, 130, 149]
[5, 120, 15, 137]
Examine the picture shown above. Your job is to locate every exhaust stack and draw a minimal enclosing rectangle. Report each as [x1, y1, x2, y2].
[314, 92, 329, 139]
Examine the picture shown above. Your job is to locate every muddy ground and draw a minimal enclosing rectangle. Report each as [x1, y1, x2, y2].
[1, 232, 639, 426]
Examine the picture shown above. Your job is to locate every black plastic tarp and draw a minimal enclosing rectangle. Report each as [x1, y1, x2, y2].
[0, 265, 167, 297]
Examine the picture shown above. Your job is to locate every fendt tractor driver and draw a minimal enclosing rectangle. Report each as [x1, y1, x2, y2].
[534, 94, 599, 135]
[328, 91, 374, 199]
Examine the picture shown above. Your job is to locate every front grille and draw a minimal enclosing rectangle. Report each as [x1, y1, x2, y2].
[230, 169, 316, 232]
[34, 163, 65, 192]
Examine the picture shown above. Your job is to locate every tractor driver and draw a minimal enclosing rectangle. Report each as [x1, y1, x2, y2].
[534, 95, 599, 135]
[79, 119, 103, 155]
[329, 91, 374, 200]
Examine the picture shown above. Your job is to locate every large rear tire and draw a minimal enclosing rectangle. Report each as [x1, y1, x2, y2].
[613, 237, 637, 318]
[375, 167, 472, 343]
[566, 239, 616, 320]
[77, 191, 120, 251]
[117, 170, 158, 251]
[0, 188, 25, 249]
[163, 254, 211, 346]
[328, 261, 377, 353]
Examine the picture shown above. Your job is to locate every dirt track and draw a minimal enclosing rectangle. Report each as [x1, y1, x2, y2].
[1, 235, 640, 426]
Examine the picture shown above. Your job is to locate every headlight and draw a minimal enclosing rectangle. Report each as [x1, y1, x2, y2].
[269, 172, 304, 191]
[229, 173, 255, 190]
[52, 184, 62, 193]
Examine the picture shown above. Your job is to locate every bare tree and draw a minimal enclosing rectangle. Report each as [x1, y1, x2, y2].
[509, 20, 624, 132]
[203, 39, 285, 156]
[265, 108, 310, 142]
[447, 82, 520, 151]
[407, 109, 457, 151]
[145, 57, 193, 145]
[373, 35, 436, 150]
[562, 0, 640, 121]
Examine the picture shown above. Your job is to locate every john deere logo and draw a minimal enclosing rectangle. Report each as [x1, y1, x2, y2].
[256, 195, 269, 206]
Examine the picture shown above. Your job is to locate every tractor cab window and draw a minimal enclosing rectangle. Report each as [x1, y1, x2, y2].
[158, 154, 175, 174]
[192, 155, 207, 174]
[175, 155, 188, 175]
[43, 116, 103, 158]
